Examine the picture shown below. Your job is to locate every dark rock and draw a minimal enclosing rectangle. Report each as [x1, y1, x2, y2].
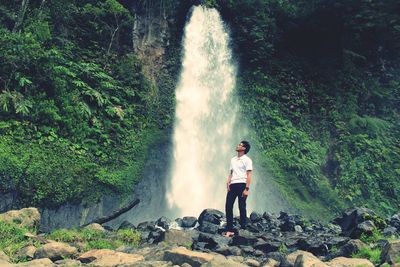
[137, 221, 157, 232]
[240, 245, 255, 255]
[198, 221, 219, 234]
[250, 212, 263, 223]
[215, 245, 231, 256]
[297, 237, 329, 256]
[338, 239, 366, 257]
[198, 209, 224, 225]
[175, 218, 183, 227]
[351, 220, 376, 237]
[118, 221, 136, 230]
[148, 228, 164, 243]
[254, 240, 281, 253]
[380, 240, 400, 265]
[332, 207, 377, 238]
[197, 232, 230, 249]
[253, 249, 264, 257]
[246, 223, 262, 233]
[192, 241, 208, 251]
[383, 226, 398, 237]
[156, 216, 171, 230]
[325, 236, 350, 248]
[266, 251, 286, 262]
[389, 214, 400, 230]
[230, 230, 258, 246]
[228, 246, 242, 256]
[181, 216, 197, 228]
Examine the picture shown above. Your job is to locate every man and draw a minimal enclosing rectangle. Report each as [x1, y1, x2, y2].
[224, 141, 253, 237]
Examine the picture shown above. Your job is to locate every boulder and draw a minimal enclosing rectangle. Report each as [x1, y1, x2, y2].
[250, 212, 263, 223]
[17, 245, 37, 260]
[390, 214, 400, 230]
[53, 259, 83, 266]
[78, 249, 144, 266]
[338, 239, 366, 257]
[83, 223, 105, 232]
[0, 250, 10, 262]
[380, 239, 400, 265]
[202, 253, 248, 267]
[198, 209, 224, 226]
[332, 208, 378, 238]
[14, 258, 54, 266]
[0, 207, 40, 229]
[253, 240, 281, 253]
[0, 260, 13, 267]
[230, 230, 258, 246]
[163, 246, 214, 267]
[261, 258, 279, 267]
[326, 256, 374, 267]
[128, 261, 175, 266]
[244, 258, 261, 267]
[383, 226, 398, 237]
[163, 229, 193, 247]
[181, 216, 197, 228]
[156, 216, 172, 230]
[286, 250, 327, 267]
[198, 221, 219, 234]
[34, 242, 77, 261]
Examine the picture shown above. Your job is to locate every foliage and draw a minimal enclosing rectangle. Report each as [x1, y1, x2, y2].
[359, 229, 385, 244]
[0, 221, 40, 262]
[0, 0, 176, 207]
[221, 0, 400, 217]
[46, 227, 140, 251]
[352, 246, 382, 266]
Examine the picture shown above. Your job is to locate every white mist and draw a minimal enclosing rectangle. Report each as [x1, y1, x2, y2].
[167, 6, 241, 217]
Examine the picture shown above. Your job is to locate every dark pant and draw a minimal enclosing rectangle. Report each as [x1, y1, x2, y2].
[225, 183, 247, 231]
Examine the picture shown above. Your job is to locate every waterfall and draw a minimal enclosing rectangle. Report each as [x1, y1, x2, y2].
[166, 5, 291, 219]
[167, 6, 241, 217]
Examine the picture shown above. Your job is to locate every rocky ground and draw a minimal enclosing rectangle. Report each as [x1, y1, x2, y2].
[0, 207, 400, 266]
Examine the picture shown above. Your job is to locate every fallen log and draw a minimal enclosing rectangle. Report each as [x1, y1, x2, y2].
[81, 198, 140, 228]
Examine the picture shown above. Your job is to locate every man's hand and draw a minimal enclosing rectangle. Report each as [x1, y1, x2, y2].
[242, 189, 249, 198]
[227, 182, 231, 191]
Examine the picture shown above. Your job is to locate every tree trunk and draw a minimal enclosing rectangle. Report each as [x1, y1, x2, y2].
[80, 198, 140, 227]
[13, 0, 30, 33]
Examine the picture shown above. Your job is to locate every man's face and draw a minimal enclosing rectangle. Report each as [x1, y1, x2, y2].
[236, 143, 246, 152]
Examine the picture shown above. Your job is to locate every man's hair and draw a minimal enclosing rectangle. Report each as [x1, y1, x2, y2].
[241, 140, 251, 154]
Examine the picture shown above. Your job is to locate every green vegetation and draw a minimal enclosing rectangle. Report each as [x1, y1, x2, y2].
[360, 229, 385, 244]
[46, 227, 140, 251]
[0, 219, 141, 263]
[0, 0, 177, 207]
[352, 246, 381, 266]
[0, 221, 39, 262]
[0, 0, 399, 219]
[220, 0, 400, 217]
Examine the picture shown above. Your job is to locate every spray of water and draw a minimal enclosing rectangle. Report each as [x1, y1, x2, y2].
[167, 6, 291, 219]
[166, 6, 240, 217]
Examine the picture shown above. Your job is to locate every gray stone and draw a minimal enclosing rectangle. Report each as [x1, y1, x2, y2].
[380, 239, 400, 265]
[181, 217, 198, 228]
[163, 229, 193, 247]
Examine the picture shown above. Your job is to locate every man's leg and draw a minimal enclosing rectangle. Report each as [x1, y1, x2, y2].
[225, 187, 236, 232]
[238, 183, 247, 229]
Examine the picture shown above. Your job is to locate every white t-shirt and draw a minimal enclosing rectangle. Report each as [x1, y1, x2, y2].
[230, 154, 253, 184]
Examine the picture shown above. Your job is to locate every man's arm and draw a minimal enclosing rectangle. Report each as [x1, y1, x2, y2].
[242, 170, 252, 197]
[227, 170, 232, 191]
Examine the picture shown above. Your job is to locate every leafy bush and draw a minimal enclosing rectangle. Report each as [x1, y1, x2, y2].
[352, 246, 381, 266]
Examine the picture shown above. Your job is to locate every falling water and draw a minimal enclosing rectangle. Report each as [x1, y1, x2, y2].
[167, 5, 291, 219]
[166, 6, 240, 217]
